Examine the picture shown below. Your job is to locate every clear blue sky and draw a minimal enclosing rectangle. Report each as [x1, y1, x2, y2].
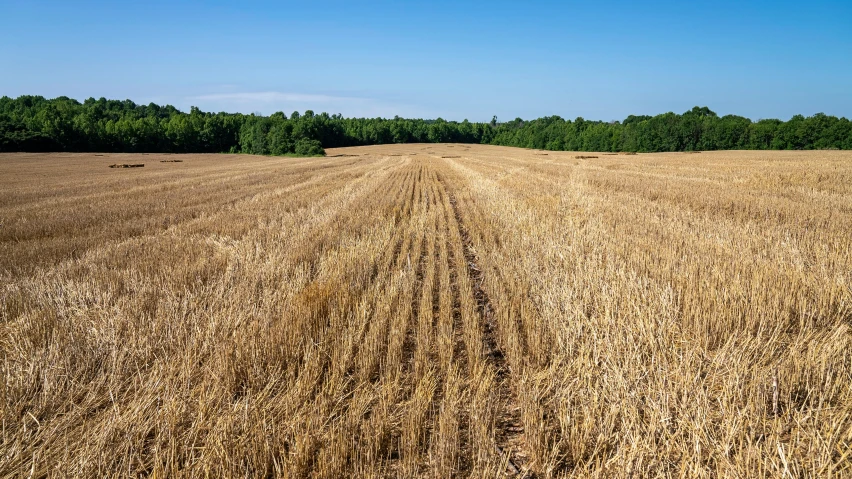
[2, 0, 850, 121]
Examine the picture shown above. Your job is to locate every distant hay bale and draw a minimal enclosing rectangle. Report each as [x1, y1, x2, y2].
[109, 164, 144, 168]
[160, 160, 183, 163]
[686, 151, 702, 154]
[442, 156, 461, 158]
[329, 154, 359, 157]
[574, 155, 598, 159]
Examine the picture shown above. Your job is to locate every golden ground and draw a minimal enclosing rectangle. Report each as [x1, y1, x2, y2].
[1, 145, 850, 477]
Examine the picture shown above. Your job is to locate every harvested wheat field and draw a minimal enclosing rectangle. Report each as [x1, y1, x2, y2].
[1, 145, 851, 477]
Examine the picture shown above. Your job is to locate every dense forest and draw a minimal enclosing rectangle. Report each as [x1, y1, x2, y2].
[2, 96, 851, 155]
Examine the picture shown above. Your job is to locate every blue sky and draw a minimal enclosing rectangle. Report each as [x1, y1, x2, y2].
[2, 0, 850, 121]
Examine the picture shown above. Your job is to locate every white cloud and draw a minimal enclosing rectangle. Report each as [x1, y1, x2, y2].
[181, 90, 442, 119]
[189, 91, 367, 104]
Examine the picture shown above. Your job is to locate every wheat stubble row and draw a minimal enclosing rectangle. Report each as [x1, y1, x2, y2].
[1, 145, 850, 477]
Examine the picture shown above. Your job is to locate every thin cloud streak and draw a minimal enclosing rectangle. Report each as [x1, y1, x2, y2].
[183, 91, 441, 119]
[188, 91, 368, 104]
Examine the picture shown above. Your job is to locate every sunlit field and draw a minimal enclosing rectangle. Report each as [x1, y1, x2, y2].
[1, 145, 850, 477]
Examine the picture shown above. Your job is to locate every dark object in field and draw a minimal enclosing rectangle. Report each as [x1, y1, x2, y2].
[160, 160, 183, 163]
[575, 155, 598, 159]
[686, 151, 702, 154]
[109, 164, 144, 168]
[442, 155, 461, 158]
[603, 153, 618, 155]
[535, 153, 549, 156]
[329, 154, 359, 157]
[620, 152, 638, 155]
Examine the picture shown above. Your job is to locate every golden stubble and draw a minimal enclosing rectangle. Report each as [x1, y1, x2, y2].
[1, 146, 850, 477]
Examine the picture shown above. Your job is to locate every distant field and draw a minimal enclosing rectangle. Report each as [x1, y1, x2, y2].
[1, 145, 850, 477]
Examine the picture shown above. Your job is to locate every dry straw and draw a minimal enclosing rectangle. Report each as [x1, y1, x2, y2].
[1, 145, 850, 477]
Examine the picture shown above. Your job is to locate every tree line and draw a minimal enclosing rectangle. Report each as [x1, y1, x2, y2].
[2, 96, 850, 155]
